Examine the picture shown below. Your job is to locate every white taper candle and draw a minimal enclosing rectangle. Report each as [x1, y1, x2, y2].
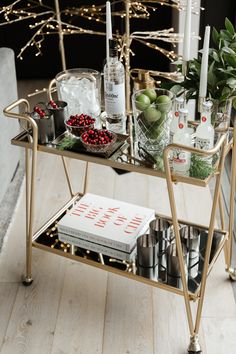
[199, 26, 211, 98]
[106, 1, 113, 64]
[183, 0, 192, 62]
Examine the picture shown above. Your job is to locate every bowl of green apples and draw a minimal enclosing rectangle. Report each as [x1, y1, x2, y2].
[132, 88, 174, 169]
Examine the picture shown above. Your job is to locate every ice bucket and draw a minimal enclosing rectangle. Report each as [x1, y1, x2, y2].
[49, 68, 101, 118]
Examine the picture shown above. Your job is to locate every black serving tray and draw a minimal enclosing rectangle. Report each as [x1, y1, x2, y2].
[52, 131, 130, 159]
[34, 205, 226, 295]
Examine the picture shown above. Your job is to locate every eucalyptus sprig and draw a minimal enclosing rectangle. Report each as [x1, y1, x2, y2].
[58, 136, 78, 150]
[190, 154, 215, 180]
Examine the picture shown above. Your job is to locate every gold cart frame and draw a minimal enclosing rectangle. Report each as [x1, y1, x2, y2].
[3, 97, 236, 354]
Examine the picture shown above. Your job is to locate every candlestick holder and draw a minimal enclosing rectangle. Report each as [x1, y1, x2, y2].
[181, 60, 189, 106]
[198, 96, 206, 114]
[181, 60, 189, 79]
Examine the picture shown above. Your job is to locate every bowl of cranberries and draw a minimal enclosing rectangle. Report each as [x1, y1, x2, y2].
[65, 114, 95, 137]
[81, 129, 117, 153]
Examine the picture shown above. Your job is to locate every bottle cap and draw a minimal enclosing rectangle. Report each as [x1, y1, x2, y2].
[178, 108, 188, 115]
[175, 96, 184, 103]
[202, 100, 213, 110]
[109, 39, 118, 57]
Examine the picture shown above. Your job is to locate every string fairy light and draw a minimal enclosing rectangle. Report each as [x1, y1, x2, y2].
[0, 0, 201, 60]
[0, 0, 202, 98]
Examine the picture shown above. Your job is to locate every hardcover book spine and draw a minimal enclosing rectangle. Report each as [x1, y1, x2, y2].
[58, 233, 137, 261]
[57, 224, 130, 252]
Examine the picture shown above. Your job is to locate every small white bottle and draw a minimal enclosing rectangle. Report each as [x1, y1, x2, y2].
[172, 108, 192, 176]
[170, 96, 185, 143]
[104, 39, 126, 134]
[195, 100, 214, 164]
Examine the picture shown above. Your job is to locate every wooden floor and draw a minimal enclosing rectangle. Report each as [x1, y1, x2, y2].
[0, 151, 236, 354]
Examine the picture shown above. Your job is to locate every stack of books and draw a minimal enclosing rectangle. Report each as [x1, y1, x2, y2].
[58, 193, 155, 261]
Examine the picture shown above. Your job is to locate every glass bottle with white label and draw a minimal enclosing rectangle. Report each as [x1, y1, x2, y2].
[195, 100, 214, 165]
[172, 108, 192, 176]
[104, 39, 126, 134]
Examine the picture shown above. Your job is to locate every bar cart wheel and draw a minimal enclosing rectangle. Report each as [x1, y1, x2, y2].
[187, 335, 202, 354]
[228, 267, 236, 281]
[22, 275, 33, 286]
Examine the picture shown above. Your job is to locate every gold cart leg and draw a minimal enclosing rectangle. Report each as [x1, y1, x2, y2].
[22, 143, 38, 286]
[25, 148, 30, 241]
[218, 189, 225, 230]
[218, 188, 230, 268]
[3, 99, 38, 286]
[125, 0, 131, 114]
[83, 162, 89, 194]
[163, 138, 227, 353]
[163, 156, 195, 339]
[61, 156, 74, 197]
[81, 161, 104, 263]
[227, 117, 236, 279]
[193, 141, 227, 343]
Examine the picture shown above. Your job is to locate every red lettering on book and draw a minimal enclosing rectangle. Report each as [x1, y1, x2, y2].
[113, 215, 127, 226]
[84, 208, 102, 220]
[107, 207, 120, 214]
[94, 219, 107, 228]
[71, 211, 82, 217]
[124, 215, 145, 234]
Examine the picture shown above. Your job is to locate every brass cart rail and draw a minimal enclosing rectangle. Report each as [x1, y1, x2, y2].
[4, 98, 236, 354]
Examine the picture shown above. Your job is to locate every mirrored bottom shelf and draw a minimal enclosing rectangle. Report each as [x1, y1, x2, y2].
[32, 198, 227, 299]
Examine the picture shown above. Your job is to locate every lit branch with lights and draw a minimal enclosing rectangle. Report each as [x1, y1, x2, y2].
[0, 0, 199, 60]
[0, 0, 201, 94]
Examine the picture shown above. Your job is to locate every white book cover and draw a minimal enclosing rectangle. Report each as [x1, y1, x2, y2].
[58, 193, 155, 252]
[58, 233, 137, 262]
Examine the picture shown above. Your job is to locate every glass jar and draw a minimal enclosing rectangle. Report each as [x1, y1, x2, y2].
[211, 98, 232, 131]
[54, 68, 101, 119]
[132, 88, 174, 167]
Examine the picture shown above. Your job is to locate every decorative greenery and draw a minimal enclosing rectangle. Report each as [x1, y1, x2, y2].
[190, 154, 215, 180]
[164, 18, 236, 107]
[58, 136, 78, 150]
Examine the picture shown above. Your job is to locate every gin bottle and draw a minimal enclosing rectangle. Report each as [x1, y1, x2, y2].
[172, 108, 192, 176]
[104, 39, 126, 134]
[170, 96, 185, 143]
[195, 100, 214, 164]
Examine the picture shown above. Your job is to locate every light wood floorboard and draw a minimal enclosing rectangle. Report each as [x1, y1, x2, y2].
[0, 253, 66, 354]
[0, 283, 19, 347]
[51, 263, 108, 354]
[0, 153, 235, 353]
[103, 276, 154, 354]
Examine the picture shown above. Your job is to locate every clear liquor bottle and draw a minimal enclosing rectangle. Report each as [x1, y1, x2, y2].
[104, 39, 126, 134]
[195, 100, 214, 165]
[172, 108, 192, 176]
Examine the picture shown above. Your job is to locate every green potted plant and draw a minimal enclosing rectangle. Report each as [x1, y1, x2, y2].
[167, 18, 236, 126]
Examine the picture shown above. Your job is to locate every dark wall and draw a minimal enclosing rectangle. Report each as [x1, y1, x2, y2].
[200, 0, 236, 46]
[0, 0, 172, 79]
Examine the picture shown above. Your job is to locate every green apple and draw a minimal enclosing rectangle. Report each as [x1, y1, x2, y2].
[154, 155, 164, 171]
[143, 88, 157, 103]
[135, 93, 151, 111]
[157, 112, 168, 125]
[137, 112, 152, 134]
[156, 95, 172, 112]
[147, 121, 163, 139]
[144, 107, 162, 123]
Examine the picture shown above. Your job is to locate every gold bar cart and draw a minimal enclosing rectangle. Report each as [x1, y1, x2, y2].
[3, 98, 236, 354]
